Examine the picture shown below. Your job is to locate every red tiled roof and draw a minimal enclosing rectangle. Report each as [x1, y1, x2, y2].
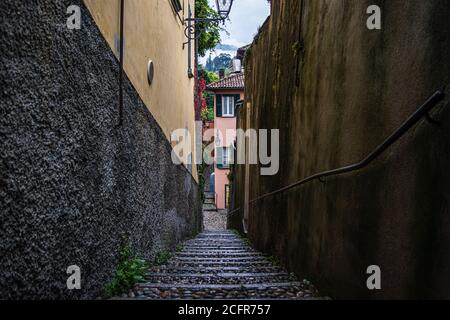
[206, 72, 244, 91]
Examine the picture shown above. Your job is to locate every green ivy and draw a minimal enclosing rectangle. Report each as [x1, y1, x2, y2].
[201, 107, 214, 122]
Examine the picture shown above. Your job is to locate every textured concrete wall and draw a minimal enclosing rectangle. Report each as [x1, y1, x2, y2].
[234, 0, 450, 299]
[0, 0, 201, 299]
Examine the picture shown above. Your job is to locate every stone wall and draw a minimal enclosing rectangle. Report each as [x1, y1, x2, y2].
[233, 0, 450, 299]
[0, 0, 201, 299]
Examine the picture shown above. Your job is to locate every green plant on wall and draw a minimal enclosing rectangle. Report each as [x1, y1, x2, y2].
[105, 240, 148, 297]
[154, 250, 173, 266]
[201, 106, 214, 121]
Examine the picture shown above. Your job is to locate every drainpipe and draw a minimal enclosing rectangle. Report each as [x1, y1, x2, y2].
[194, 25, 201, 121]
[118, 0, 125, 126]
[187, 4, 194, 79]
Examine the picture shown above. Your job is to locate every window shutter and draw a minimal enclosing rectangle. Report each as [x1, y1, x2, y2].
[216, 147, 223, 169]
[216, 95, 223, 117]
[233, 95, 240, 116]
[223, 147, 231, 169]
[171, 0, 182, 12]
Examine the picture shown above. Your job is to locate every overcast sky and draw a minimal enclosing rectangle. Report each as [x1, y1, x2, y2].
[200, 0, 270, 63]
[214, 0, 270, 48]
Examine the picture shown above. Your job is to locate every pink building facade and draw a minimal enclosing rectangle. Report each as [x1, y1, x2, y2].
[207, 72, 244, 209]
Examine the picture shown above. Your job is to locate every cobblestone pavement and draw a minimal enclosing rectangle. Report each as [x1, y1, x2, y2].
[203, 211, 227, 231]
[203, 192, 227, 231]
[124, 231, 322, 300]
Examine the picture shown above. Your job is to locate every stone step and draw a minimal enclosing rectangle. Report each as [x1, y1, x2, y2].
[202, 204, 217, 211]
[195, 234, 242, 242]
[190, 234, 238, 237]
[145, 272, 294, 284]
[181, 248, 255, 255]
[133, 283, 312, 300]
[204, 192, 215, 199]
[201, 231, 234, 234]
[183, 245, 249, 249]
[147, 272, 289, 278]
[185, 239, 243, 244]
[139, 282, 301, 290]
[204, 198, 215, 204]
[150, 266, 284, 274]
[182, 243, 244, 247]
[144, 276, 295, 285]
[186, 240, 248, 248]
[176, 252, 261, 258]
[186, 238, 241, 241]
[197, 235, 237, 237]
[173, 255, 268, 263]
[198, 232, 236, 236]
[167, 261, 274, 268]
[183, 245, 247, 249]
[183, 245, 255, 252]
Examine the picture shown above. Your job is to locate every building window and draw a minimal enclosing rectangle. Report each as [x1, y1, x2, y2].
[217, 147, 232, 169]
[223, 147, 230, 166]
[222, 96, 235, 117]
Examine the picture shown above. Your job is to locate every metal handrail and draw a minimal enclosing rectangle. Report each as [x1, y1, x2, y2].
[228, 88, 446, 217]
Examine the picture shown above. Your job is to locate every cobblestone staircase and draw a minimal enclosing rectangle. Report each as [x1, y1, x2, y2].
[127, 231, 320, 300]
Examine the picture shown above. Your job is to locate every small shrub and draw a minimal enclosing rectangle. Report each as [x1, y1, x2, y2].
[267, 255, 281, 266]
[105, 241, 148, 297]
[154, 250, 173, 266]
[231, 229, 241, 237]
[231, 229, 252, 246]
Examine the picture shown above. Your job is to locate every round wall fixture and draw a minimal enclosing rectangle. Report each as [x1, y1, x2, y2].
[147, 60, 154, 85]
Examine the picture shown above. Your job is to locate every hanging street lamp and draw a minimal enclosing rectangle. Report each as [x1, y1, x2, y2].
[184, 0, 234, 45]
[215, 0, 234, 20]
[183, 0, 234, 77]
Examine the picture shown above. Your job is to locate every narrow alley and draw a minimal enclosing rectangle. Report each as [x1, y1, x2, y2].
[118, 187, 321, 300]
[2, 0, 450, 307]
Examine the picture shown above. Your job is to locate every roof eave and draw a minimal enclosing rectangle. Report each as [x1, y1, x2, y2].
[206, 87, 244, 92]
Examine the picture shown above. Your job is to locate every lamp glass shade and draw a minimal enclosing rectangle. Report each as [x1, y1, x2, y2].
[215, 0, 233, 18]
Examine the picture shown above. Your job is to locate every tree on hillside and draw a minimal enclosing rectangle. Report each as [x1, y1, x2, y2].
[205, 54, 214, 72]
[205, 53, 233, 72]
[214, 53, 233, 71]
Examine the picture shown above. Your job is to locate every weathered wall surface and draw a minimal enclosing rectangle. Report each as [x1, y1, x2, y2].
[234, 0, 450, 299]
[84, 0, 199, 179]
[0, 0, 201, 299]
